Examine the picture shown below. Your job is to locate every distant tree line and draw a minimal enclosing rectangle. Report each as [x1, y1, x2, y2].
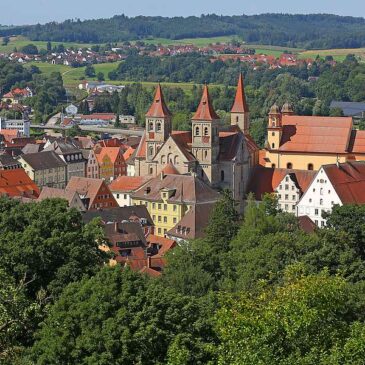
[3, 14, 365, 49]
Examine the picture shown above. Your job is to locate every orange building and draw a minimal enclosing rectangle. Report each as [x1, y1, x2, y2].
[95, 147, 126, 181]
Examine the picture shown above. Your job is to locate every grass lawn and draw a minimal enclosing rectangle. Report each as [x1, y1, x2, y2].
[298, 48, 365, 62]
[0, 36, 97, 53]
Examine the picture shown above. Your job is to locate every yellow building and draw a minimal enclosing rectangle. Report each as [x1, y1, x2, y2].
[263, 103, 365, 170]
[131, 168, 220, 236]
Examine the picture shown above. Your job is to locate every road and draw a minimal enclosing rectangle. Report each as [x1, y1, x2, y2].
[31, 124, 144, 136]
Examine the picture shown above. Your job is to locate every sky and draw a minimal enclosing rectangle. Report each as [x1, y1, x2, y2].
[1, 0, 365, 25]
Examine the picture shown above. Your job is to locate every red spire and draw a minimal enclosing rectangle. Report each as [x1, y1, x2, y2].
[146, 84, 172, 118]
[231, 73, 249, 113]
[192, 84, 219, 121]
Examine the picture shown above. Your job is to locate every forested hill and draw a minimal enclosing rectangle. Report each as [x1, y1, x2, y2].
[2, 13, 365, 49]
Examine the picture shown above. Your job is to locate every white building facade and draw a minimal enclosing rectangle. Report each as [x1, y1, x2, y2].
[297, 167, 341, 227]
[0, 118, 30, 137]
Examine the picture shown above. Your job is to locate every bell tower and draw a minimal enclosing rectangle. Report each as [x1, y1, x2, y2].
[145, 84, 172, 162]
[231, 73, 250, 133]
[191, 85, 220, 185]
[267, 104, 282, 150]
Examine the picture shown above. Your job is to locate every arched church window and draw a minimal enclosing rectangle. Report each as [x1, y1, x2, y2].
[272, 121, 276, 127]
[156, 122, 161, 131]
[204, 150, 208, 159]
[201, 169, 204, 178]
[204, 127, 209, 136]
[236, 116, 239, 123]
[148, 122, 153, 131]
[195, 126, 200, 136]
[272, 143, 275, 149]
[308, 163, 314, 170]
[149, 146, 154, 157]
[287, 162, 293, 169]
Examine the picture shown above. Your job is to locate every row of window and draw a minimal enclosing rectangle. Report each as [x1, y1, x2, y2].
[271, 162, 314, 170]
[152, 215, 178, 224]
[194, 126, 210, 136]
[278, 194, 297, 201]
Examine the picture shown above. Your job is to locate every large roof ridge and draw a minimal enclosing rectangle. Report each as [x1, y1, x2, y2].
[192, 84, 219, 121]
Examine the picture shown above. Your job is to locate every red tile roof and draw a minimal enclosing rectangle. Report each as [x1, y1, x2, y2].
[247, 166, 316, 200]
[323, 161, 365, 204]
[123, 146, 135, 161]
[109, 176, 150, 192]
[95, 147, 124, 164]
[146, 84, 172, 118]
[192, 84, 219, 121]
[279, 115, 353, 154]
[0, 169, 39, 198]
[231, 73, 249, 113]
[348, 130, 365, 154]
[161, 163, 180, 175]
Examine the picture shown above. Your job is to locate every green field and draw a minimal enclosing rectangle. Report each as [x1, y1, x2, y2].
[0, 36, 96, 53]
[141, 36, 236, 47]
[298, 48, 365, 62]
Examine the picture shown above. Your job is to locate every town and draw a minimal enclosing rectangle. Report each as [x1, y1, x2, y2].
[2, 8, 365, 365]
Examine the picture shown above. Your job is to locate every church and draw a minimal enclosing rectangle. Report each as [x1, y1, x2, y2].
[133, 74, 259, 210]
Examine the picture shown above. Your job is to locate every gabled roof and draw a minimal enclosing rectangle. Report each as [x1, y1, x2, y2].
[167, 203, 215, 240]
[123, 146, 135, 161]
[81, 205, 154, 226]
[146, 84, 172, 118]
[231, 73, 249, 113]
[247, 166, 316, 200]
[95, 147, 123, 164]
[330, 101, 365, 117]
[218, 131, 243, 161]
[38, 187, 85, 210]
[20, 151, 66, 170]
[279, 115, 353, 154]
[348, 130, 365, 154]
[133, 174, 220, 204]
[109, 176, 151, 193]
[0, 169, 39, 198]
[323, 161, 365, 204]
[135, 132, 146, 159]
[192, 84, 219, 121]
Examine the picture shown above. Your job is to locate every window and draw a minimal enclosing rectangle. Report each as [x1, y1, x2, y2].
[158, 228, 161, 234]
[272, 143, 275, 149]
[287, 162, 293, 169]
[158, 204, 161, 210]
[158, 216, 161, 222]
[204, 127, 209, 136]
[116, 194, 120, 199]
[221, 170, 225, 182]
[271, 163, 276, 168]
[164, 204, 167, 210]
[292, 195, 296, 200]
[308, 163, 314, 170]
[153, 215, 156, 221]
[124, 194, 127, 199]
[156, 122, 161, 131]
[292, 205, 295, 210]
[173, 205, 177, 211]
[195, 126, 200, 136]
[164, 217, 167, 223]
[309, 198, 312, 203]
[272, 132, 275, 136]
[321, 221, 325, 227]
[164, 229, 167, 234]
[320, 199, 323, 206]
[152, 203, 156, 209]
[320, 188, 323, 195]
[204, 150, 208, 159]
[285, 184, 289, 190]
[236, 116, 239, 124]
[315, 209, 319, 215]
[173, 217, 177, 223]
[285, 194, 289, 200]
[315, 220, 318, 225]
[285, 204, 288, 210]
[149, 122, 153, 131]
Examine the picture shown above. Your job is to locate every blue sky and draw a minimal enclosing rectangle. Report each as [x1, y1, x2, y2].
[1, 0, 365, 25]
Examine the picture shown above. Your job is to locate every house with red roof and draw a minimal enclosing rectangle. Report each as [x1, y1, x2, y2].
[0, 168, 39, 199]
[95, 146, 126, 181]
[133, 75, 259, 211]
[2, 87, 33, 104]
[297, 161, 365, 227]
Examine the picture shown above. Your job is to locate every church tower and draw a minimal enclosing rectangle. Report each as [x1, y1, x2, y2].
[145, 84, 172, 162]
[191, 85, 220, 184]
[231, 73, 250, 133]
[267, 104, 282, 150]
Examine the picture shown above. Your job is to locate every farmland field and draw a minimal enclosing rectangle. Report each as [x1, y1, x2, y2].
[298, 48, 365, 61]
[0, 36, 96, 53]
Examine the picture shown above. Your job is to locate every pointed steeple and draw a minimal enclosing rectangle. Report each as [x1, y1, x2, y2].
[146, 84, 172, 118]
[192, 84, 219, 121]
[231, 73, 248, 113]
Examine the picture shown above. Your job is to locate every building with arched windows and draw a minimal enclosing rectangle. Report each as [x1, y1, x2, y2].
[133, 75, 259, 210]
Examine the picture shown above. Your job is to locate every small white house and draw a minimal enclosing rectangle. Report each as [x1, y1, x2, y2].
[65, 104, 78, 116]
[297, 161, 365, 227]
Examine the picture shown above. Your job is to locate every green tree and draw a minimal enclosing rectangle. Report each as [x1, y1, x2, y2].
[21, 44, 39, 55]
[216, 266, 365, 365]
[114, 114, 121, 128]
[31, 267, 216, 365]
[46, 41, 52, 52]
[97, 71, 105, 82]
[85, 64, 96, 78]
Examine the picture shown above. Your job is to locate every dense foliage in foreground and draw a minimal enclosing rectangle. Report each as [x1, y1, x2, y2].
[2, 194, 365, 364]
